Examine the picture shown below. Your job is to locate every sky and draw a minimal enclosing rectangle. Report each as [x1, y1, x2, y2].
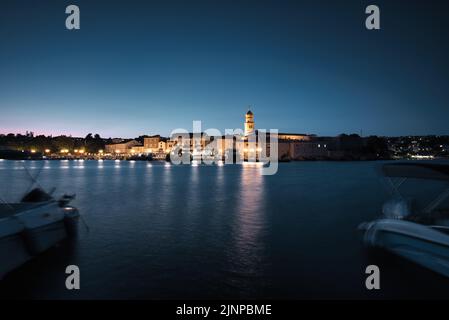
[1, 0, 449, 138]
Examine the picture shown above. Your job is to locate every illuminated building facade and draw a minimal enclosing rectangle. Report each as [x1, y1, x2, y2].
[244, 109, 255, 136]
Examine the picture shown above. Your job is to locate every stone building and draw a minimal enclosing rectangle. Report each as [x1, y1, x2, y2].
[143, 135, 161, 152]
[105, 140, 141, 154]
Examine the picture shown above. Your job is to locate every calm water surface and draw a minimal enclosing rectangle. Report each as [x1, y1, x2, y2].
[1, 160, 449, 299]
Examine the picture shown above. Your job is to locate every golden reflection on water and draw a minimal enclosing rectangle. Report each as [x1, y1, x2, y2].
[159, 162, 173, 212]
[229, 165, 267, 277]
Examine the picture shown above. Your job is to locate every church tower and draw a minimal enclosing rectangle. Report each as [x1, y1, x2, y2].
[244, 107, 255, 136]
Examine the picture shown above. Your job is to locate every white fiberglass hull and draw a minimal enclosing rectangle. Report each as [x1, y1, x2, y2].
[361, 219, 449, 278]
[0, 193, 80, 279]
[22, 220, 67, 255]
[16, 202, 67, 255]
[0, 218, 31, 279]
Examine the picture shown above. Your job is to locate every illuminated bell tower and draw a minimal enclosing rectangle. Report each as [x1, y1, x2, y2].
[244, 107, 255, 136]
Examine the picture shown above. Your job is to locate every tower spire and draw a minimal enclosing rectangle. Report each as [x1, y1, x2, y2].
[244, 106, 255, 136]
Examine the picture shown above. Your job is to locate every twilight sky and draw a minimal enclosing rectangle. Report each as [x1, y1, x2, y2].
[1, 0, 449, 138]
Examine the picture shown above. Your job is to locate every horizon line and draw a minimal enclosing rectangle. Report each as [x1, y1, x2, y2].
[2, 130, 449, 140]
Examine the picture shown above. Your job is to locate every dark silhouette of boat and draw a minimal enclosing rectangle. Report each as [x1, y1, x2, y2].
[360, 162, 449, 278]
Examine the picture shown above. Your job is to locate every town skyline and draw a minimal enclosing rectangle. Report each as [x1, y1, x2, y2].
[2, 122, 449, 141]
[3, 127, 449, 140]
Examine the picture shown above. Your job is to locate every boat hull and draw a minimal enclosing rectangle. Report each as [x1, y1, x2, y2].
[15, 202, 68, 255]
[361, 219, 449, 278]
[0, 193, 80, 279]
[0, 219, 31, 279]
[63, 207, 80, 237]
[22, 220, 67, 255]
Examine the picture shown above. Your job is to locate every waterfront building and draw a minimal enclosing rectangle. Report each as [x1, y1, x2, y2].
[282, 141, 330, 160]
[170, 133, 208, 151]
[130, 146, 146, 154]
[166, 140, 176, 151]
[278, 133, 313, 141]
[158, 141, 166, 152]
[105, 139, 140, 154]
[104, 135, 176, 157]
[143, 135, 161, 153]
[240, 109, 327, 160]
[102, 109, 381, 161]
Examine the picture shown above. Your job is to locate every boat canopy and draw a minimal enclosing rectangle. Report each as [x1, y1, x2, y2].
[382, 163, 449, 181]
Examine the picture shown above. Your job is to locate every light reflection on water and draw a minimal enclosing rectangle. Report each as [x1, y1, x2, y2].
[0, 160, 449, 299]
[228, 165, 267, 290]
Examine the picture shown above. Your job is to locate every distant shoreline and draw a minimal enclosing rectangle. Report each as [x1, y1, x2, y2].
[1, 157, 447, 163]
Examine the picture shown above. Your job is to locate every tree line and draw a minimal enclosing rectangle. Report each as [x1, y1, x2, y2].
[0, 133, 111, 154]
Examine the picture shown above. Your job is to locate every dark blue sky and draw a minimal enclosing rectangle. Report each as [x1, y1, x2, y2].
[1, 0, 449, 138]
